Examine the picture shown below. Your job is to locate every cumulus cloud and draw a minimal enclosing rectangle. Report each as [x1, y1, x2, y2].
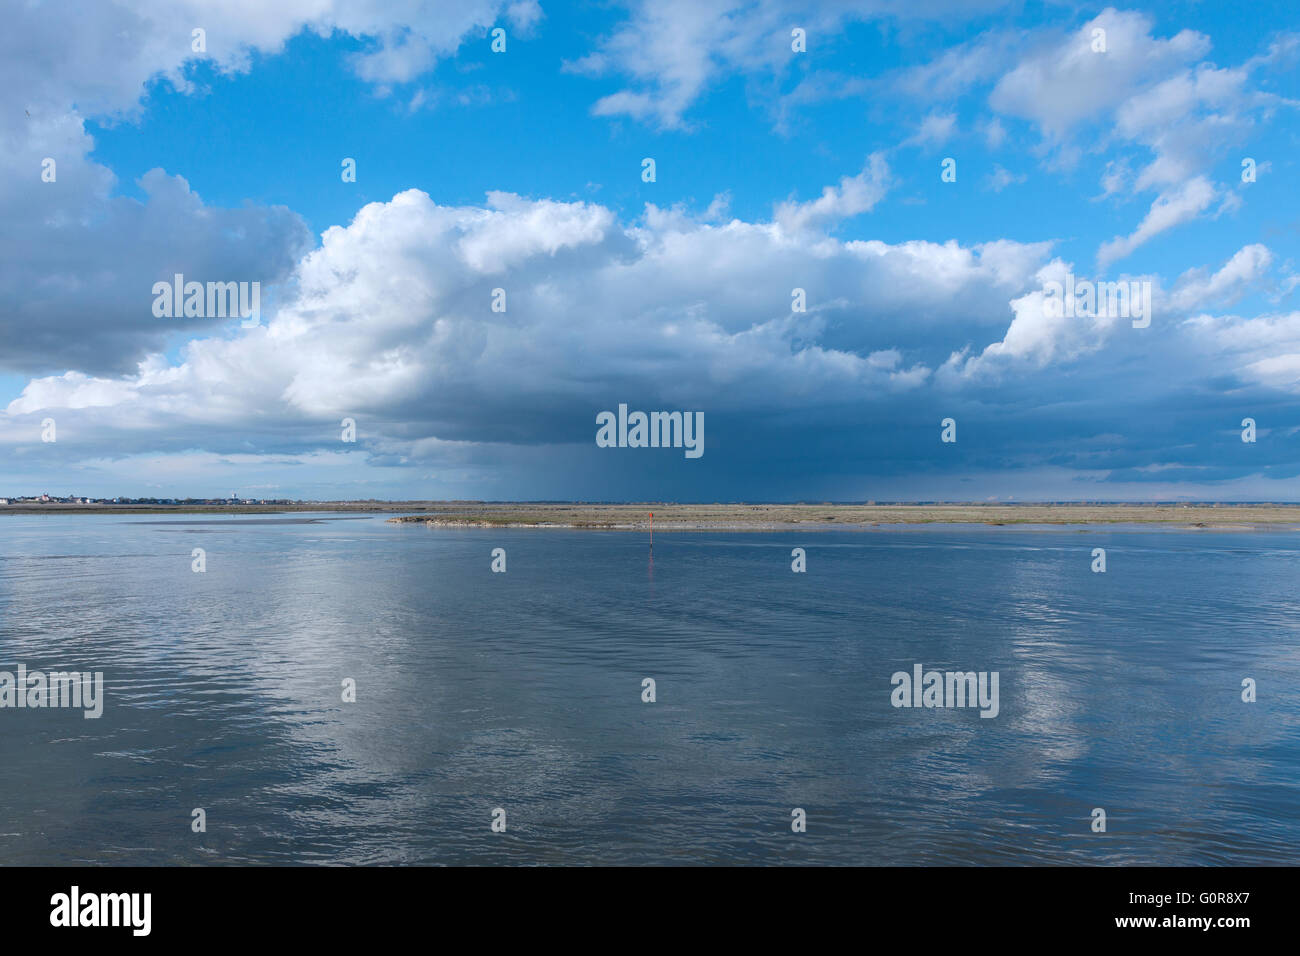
[7, 179, 1294, 499]
[6, 3, 1299, 499]
[0, 0, 542, 374]
[1184, 307, 1300, 394]
[938, 260, 1125, 380]
[982, 10, 1297, 265]
[943, 243, 1286, 385]
[989, 9, 1210, 140]
[5, 0, 537, 120]
[0, 167, 311, 376]
[2, 186, 1053, 458]
[879, 9, 1297, 268]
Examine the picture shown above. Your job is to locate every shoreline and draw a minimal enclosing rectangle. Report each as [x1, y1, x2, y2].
[4, 501, 1300, 529]
[385, 502, 1300, 531]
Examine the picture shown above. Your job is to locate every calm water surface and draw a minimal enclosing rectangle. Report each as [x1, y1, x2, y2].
[1, 513, 1297, 865]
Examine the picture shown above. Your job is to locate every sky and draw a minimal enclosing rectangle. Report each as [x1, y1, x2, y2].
[2, 0, 1298, 502]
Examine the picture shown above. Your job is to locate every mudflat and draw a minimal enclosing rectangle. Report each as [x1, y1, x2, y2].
[383, 502, 1300, 530]
[6, 501, 1299, 528]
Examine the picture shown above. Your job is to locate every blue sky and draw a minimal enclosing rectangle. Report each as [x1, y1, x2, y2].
[2, 1, 1299, 500]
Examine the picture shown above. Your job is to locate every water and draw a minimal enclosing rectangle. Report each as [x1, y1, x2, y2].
[1, 513, 1297, 865]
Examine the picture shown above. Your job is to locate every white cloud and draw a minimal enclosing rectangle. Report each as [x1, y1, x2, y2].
[983, 10, 1296, 265]
[903, 111, 957, 148]
[939, 259, 1123, 380]
[894, 35, 1013, 102]
[1185, 308, 1300, 393]
[989, 9, 1209, 141]
[7, 1, 535, 121]
[774, 153, 890, 232]
[0, 0, 541, 374]
[985, 164, 1025, 192]
[982, 117, 1007, 149]
[567, 0, 1009, 129]
[1097, 175, 1217, 267]
[3, 183, 1054, 459]
[1166, 244, 1273, 313]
